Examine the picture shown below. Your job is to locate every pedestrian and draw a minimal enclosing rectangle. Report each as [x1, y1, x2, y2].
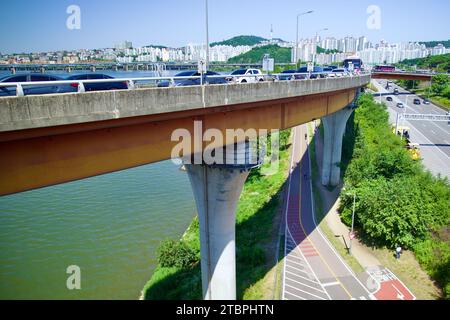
[395, 246, 402, 260]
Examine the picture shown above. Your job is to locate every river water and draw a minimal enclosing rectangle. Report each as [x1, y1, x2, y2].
[0, 70, 198, 299]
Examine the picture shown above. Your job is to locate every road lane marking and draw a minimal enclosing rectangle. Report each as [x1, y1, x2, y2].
[322, 281, 340, 287]
[286, 276, 329, 294]
[304, 124, 373, 298]
[285, 270, 320, 285]
[297, 126, 353, 299]
[285, 284, 327, 300]
[283, 127, 331, 301]
[284, 292, 306, 300]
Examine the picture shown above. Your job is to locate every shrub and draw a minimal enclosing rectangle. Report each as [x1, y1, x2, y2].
[340, 93, 450, 298]
[156, 239, 198, 269]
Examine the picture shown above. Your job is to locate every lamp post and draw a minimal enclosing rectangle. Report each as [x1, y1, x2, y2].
[349, 192, 356, 256]
[313, 28, 328, 66]
[205, 0, 209, 70]
[342, 189, 356, 256]
[296, 10, 313, 67]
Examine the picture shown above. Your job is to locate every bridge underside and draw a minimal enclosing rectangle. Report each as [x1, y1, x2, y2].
[0, 89, 357, 196]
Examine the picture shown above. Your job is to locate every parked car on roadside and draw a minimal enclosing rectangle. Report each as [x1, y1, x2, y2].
[66, 74, 128, 91]
[157, 70, 227, 87]
[226, 69, 264, 83]
[0, 73, 76, 97]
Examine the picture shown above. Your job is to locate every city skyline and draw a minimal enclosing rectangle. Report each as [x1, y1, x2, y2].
[1, 0, 449, 54]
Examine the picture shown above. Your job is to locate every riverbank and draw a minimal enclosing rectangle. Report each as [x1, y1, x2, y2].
[141, 130, 292, 300]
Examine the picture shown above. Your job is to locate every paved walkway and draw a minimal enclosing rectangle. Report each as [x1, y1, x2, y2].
[282, 125, 372, 300]
[282, 124, 416, 300]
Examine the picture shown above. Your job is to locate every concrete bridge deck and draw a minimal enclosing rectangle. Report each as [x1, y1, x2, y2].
[0, 75, 369, 196]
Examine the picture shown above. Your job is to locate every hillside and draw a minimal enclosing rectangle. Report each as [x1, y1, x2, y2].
[419, 40, 450, 48]
[317, 46, 341, 54]
[211, 35, 267, 47]
[396, 53, 450, 72]
[227, 45, 291, 63]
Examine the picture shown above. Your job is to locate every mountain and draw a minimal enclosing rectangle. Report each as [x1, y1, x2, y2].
[227, 44, 291, 63]
[211, 35, 267, 47]
[419, 40, 450, 48]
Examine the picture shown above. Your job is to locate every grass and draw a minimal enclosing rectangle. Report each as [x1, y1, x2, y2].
[307, 123, 364, 274]
[370, 247, 442, 300]
[143, 130, 291, 300]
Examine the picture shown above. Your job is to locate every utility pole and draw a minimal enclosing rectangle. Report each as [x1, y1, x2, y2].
[205, 0, 209, 70]
[349, 192, 356, 256]
[296, 11, 313, 68]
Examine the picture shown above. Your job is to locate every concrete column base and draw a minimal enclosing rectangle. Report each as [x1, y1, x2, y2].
[321, 106, 355, 187]
[185, 164, 250, 300]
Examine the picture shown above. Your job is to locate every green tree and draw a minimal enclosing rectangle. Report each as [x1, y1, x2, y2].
[431, 74, 449, 96]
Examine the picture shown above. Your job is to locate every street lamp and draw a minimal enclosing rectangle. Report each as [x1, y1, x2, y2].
[205, 0, 209, 70]
[313, 28, 328, 66]
[342, 190, 356, 256]
[296, 10, 313, 67]
[349, 191, 356, 256]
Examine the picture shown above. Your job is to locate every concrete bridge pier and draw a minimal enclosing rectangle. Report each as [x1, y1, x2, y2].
[184, 141, 260, 300]
[321, 91, 360, 187]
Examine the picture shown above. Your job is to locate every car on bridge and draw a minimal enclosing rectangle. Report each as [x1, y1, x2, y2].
[226, 69, 264, 83]
[329, 68, 348, 78]
[66, 74, 128, 92]
[296, 66, 326, 79]
[157, 70, 227, 87]
[0, 73, 76, 97]
[276, 69, 298, 81]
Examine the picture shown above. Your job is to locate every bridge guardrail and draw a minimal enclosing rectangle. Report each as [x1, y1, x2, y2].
[0, 72, 370, 97]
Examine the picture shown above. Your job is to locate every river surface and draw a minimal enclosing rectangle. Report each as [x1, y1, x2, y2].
[0, 70, 198, 299]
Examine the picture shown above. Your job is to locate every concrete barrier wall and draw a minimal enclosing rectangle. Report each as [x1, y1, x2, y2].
[0, 75, 370, 132]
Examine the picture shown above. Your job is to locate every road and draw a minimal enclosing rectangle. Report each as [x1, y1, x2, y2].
[282, 124, 416, 300]
[372, 80, 450, 179]
[282, 125, 373, 300]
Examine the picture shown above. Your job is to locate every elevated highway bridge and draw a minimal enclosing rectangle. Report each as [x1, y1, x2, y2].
[0, 71, 429, 300]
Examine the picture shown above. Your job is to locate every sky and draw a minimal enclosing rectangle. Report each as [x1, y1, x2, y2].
[0, 0, 449, 54]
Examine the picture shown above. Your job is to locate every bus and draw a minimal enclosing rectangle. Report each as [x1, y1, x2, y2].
[343, 56, 364, 71]
[373, 65, 396, 72]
